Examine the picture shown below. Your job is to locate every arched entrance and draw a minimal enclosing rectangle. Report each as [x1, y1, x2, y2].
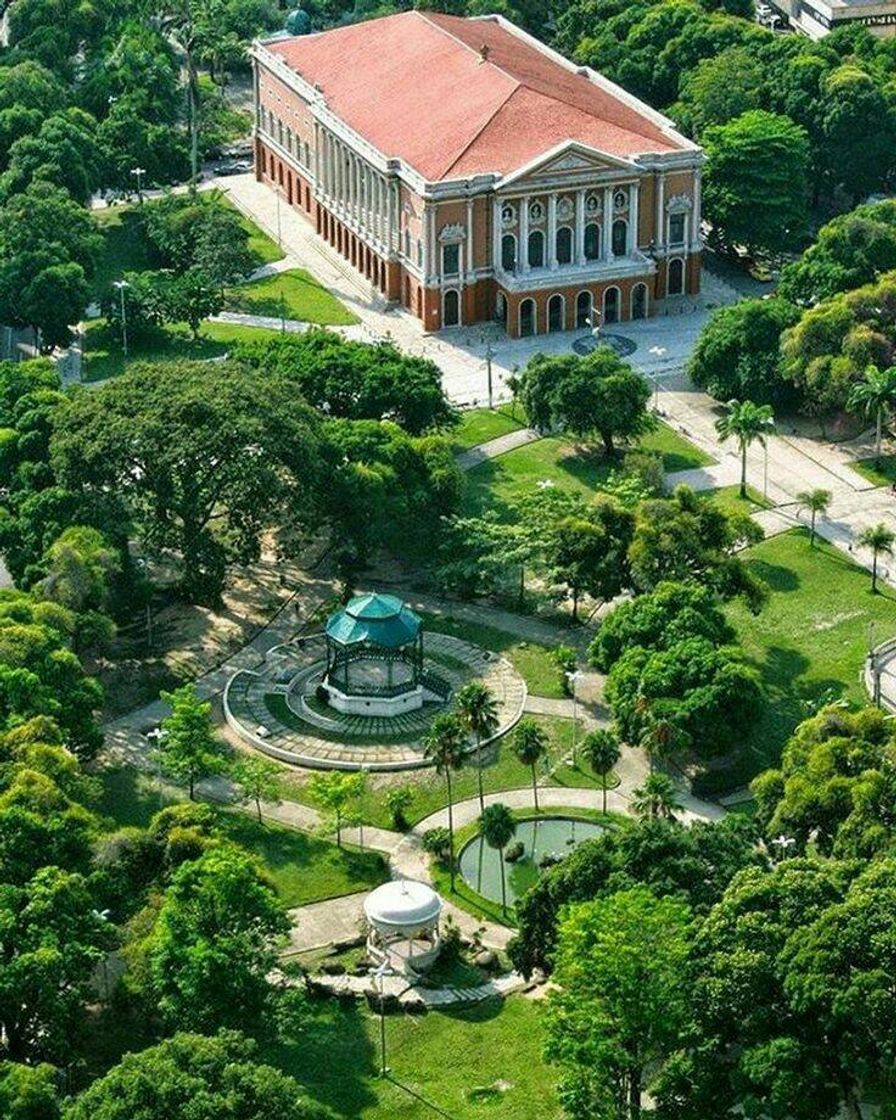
[576, 290, 592, 329]
[668, 258, 685, 296]
[632, 283, 648, 320]
[548, 294, 565, 332]
[443, 289, 460, 327]
[603, 286, 620, 324]
[519, 298, 536, 337]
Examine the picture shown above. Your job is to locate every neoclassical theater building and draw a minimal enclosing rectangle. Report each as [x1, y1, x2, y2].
[251, 11, 704, 337]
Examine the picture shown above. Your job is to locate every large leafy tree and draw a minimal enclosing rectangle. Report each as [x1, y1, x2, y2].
[159, 685, 228, 800]
[51, 361, 322, 602]
[64, 1030, 327, 1120]
[546, 887, 692, 1120]
[547, 499, 635, 621]
[702, 110, 810, 256]
[145, 847, 289, 1032]
[0, 1060, 60, 1120]
[519, 349, 653, 456]
[819, 65, 895, 206]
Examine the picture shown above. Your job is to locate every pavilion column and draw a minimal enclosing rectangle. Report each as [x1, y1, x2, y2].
[575, 189, 586, 265]
[466, 197, 474, 279]
[629, 183, 639, 255]
[520, 195, 530, 274]
[492, 197, 502, 271]
[655, 171, 666, 252]
[603, 185, 614, 262]
[548, 193, 558, 270]
[690, 168, 702, 251]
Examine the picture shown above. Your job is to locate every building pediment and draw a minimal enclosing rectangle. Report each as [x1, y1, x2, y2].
[499, 143, 634, 191]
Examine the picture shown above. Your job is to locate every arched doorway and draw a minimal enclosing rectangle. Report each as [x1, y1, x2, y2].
[501, 234, 517, 273]
[584, 223, 600, 261]
[576, 291, 592, 329]
[548, 294, 565, 333]
[443, 289, 460, 327]
[632, 283, 648, 320]
[668, 258, 685, 296]
[528, 230, 544, 269]
[519, 298, 536, 337]
[603, 286, 620, 324]
[555, 227, 573, 266]
[612, 219, 627, 257]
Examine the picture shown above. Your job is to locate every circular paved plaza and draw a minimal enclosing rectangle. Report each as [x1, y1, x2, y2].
[224, 631, 526, 770]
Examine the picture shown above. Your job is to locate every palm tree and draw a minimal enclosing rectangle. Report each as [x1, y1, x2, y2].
[796, 489, 832, 547]
[847, 363, 896, 468]
[480, 802, 517, 915]
[580, 728, 620, 815]
[512, 718, 549, 813]
[422, 713, 467, 890]
[631, 773, 682, 821]
[455, 682, 499, 814]
[638, 710, 690, 773]
[858, 522, 896, 594]
[715, 399, 775, 499]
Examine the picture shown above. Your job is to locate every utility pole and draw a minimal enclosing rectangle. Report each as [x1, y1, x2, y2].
[130, 166, 146, 205]
[113, 279, 130, 357]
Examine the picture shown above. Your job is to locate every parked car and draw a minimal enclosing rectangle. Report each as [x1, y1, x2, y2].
[214, 159, 253, 176]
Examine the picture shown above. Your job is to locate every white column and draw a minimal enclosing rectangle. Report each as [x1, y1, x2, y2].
[655, 172, 666, 251]
[575, 189, 586, 265]
[629, 183, 639, 255]
[492, 198, 502, 272]
[548, 194, 558, 270]
[466, 198, 474, 278]
[690, 169, 702, 250]
[335, 142, 343, 207]
[603, 186, 614, 262]
[389, 181, 398, 252]
[520, 195, 530, 273]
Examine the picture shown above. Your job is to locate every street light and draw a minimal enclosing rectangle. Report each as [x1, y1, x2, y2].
[130, 166, 146, 205]
[481, 333, 495, 408]
[113, 279, 131, 357]
[565, 669, 582, 768]
[647, 345, 667, 412]
[375, 960, 391, 1078]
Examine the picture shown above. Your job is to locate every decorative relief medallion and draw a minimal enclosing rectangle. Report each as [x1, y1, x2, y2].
[586, 193, 601, 214]
[613, 189, 628, 211]
[501, 203, 516, 228]
[528, 200, 545, 224]
[557, 196, 574, 221]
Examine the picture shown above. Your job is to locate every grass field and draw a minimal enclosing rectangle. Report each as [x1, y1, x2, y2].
[851, 455, 896, 487]
[454, 407, 525, 450]
[95, 767, 388, 906]
[707, 484, 771, 517]
[463, 422, 712, 519]
[271, 995, 561, 1120]
[224, 267, 358, 325]
[719, 528, 896, 790]
[82, 318, 287, 381]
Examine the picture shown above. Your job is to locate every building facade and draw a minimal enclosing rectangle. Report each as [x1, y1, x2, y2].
[769, 0, 896, 37]
[252, 11, 704, 337]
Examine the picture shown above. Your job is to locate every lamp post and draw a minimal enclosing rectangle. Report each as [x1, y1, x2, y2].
[375, 960, 391, 1078]
[481, 334, 495, 409]
[565, 669, 582, 768]
[647, 345, 667, 412]
[130, 166, 146, 205]
[113, 279, 130, 357]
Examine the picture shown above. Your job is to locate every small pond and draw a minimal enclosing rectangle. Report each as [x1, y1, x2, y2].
[458, 816, 606, 906]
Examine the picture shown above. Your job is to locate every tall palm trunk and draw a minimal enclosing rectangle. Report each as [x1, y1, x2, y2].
[499, 845, 507, 914]
[872, 550, 879, 593]
[446, 771, 455, 890]
[601, 774, 607, 815]
[476, 734, 485, 813]
[740, 439, 748, 498]
[531, 763, 539, 812]
[876, 405, 883, 467]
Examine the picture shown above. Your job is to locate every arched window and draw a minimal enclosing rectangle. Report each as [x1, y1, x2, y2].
[548, 294, 565, 332]
[443, 289, 460, 327]
[603, 286, 620, 324]
[555, 226, 573, 266]
[519, 298, 536, 337]
[584, 223, 600, 261]
[501, 233, 517, 273]
[576, 290, 592, 329]
[668, 258, 685, 296]
[632, 283, 648, 320]
[528, 230, 544, 269]
[612, 219, 627, 257]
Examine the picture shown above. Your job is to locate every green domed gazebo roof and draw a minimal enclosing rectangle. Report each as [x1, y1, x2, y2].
[325, 593, 422, 649]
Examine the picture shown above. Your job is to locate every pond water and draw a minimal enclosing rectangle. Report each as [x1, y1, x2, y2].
[458, 816, 606, 906]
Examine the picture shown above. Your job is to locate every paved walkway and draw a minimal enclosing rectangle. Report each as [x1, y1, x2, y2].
[455, 428, 540, 471]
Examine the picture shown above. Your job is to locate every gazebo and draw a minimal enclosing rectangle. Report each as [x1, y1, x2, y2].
[323, 593, 425, 716]
[363, 879, 442, 974]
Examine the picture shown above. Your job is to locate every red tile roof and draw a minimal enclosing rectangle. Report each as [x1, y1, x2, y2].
[264, 12, 689, 182]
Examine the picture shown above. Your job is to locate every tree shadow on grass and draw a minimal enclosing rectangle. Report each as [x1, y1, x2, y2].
[96, 766, 162, 829]
[745, 559, 801, 593]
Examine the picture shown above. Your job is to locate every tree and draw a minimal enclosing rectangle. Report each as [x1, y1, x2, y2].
[519, 349, 653, 456]
[715, 398, 775, 499]
[231, 756, 281, 823]
[0, 1061, 60, 1120]
[847, 362, 896, 467]
[37, 525, 118, 613]
[547, 500, 635, 620]
[480, 802, 517, 916]
[795, 489, 832, 547]
[631, 773, 683, 821]
[673, 46, 765, 138]
[162, 269, 224, 339]
[51, 361, 322, 602]
[702, 110, 810, 256]
[545, 887, 692, 1120]
[307, 771, 364, 846]
[64, 1030, 327, 1120]
[687, 298, 800, 405]
[0, 110, 100, 207]
[819, 65, 895, 206]
[383, 785, 414, 830]
[146, 847, 289, 1031]
[638, 706, 691, 772]
[512, 718, 549, 812]
[454, 681, 499, 813]
[0, 866, 113, 1063]
[159, 685, 228, 799]
[581, 728, 620, 814]
[422, 713, 466, 890]
[857, 522, 895, 593]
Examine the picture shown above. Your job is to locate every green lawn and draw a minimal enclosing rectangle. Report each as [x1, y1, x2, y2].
[850, 455, 896, 487]
[91, 206, 155, 298]
[220, 196, 284, 264]
[82, 318, 287, 381]
[706, 484, 771, 517]
[454, 406, 524, 451]
[716, 528, 896, 791]
[224, 267, 358, 326]
[271, 995, 561, 1120]
[95, 767, 388, 906]
[463, 422, 711, 519]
